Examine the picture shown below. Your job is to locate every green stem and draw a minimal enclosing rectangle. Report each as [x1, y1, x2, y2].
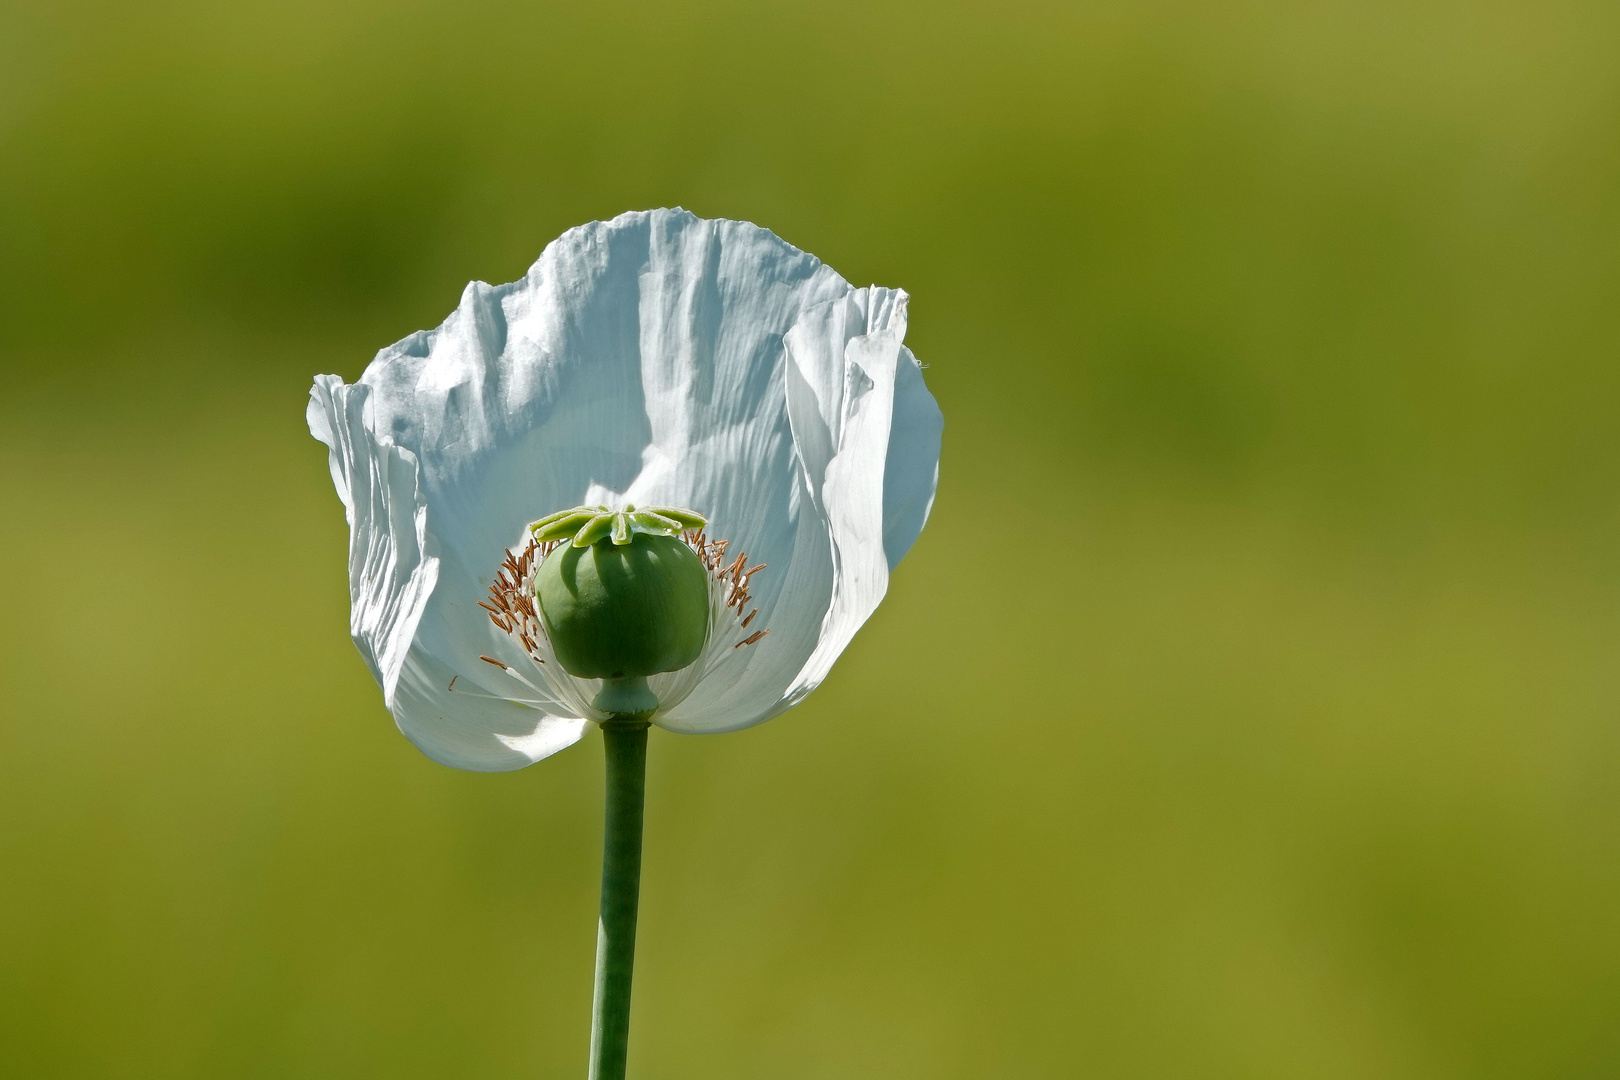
[589, 719, 650, 1080]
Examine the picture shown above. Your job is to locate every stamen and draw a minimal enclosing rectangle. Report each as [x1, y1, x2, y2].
[481, 518, 770, 719]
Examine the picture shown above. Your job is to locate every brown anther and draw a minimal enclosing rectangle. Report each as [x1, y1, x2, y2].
[480, 655, 509, 670]
[741, 608, 757, 628]
[735, 630, 769, 648]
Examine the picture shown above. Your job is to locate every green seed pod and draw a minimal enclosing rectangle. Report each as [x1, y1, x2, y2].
[536, 532, 711, 689]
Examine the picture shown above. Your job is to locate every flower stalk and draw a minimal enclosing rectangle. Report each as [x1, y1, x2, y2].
[589, 718, 651, 1080]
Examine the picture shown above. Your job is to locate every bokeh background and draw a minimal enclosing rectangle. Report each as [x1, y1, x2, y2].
[3, 1, 1618, 1076]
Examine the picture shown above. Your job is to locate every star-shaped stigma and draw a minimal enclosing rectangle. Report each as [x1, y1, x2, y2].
[529, 504, 709, 548]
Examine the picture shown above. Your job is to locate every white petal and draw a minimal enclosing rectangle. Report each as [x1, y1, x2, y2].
[882, 344, 943, 570]
[306, 375, 437, 707]
[395, 647, 591, 770]
[309, 209, 941, 765]
[657, 286, 927, 733]
[497, 716, 592, 761]
[309, 375, 586, 770]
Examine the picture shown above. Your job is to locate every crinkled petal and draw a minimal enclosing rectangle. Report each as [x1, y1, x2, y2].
[308, 209, 941, 766]
[657, 286, 923, 733]
[309, 376, 587, 770]
[306, 375, 435, 700]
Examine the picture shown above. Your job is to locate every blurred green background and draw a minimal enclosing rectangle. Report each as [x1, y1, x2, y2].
[3, 0, 1618, 1076]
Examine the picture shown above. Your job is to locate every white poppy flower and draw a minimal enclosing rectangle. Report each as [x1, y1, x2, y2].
[307, 208, 942, 772]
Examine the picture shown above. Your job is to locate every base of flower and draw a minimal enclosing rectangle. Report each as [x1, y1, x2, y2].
[592, 676, 660, 717]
